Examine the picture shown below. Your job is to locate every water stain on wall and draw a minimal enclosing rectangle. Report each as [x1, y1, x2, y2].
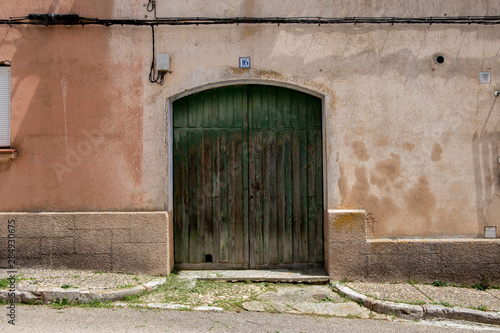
[374, 153, 401, 182]
[346, 166, 399, 236]
[370, 171, 386, 188]
[351, 141, 370, 161]
[402, 142, 415, 152]
[431, 143, 443, 161]
[404, 176, 436, 222]
[338, 165, 348, 204]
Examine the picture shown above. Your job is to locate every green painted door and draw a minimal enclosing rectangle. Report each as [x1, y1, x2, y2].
[173, 85, 323, 269]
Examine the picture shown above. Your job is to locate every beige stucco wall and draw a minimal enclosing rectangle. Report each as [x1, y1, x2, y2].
[0, 1, 499, 240]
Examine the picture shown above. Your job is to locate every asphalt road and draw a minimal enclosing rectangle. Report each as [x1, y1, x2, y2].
[1, 306, 499, 332]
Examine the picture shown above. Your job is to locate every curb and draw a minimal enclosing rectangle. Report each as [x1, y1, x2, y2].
[0, 278, 166, 304]
[114, 302, 224, 312]
[334, 284, 500, 326]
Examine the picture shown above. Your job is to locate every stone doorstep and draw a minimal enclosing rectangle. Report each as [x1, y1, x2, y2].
[197, 277, 330, 283]
[177, 269, 330, 284]
[0, 278, 166, 304]
[335, 284, 500, 326]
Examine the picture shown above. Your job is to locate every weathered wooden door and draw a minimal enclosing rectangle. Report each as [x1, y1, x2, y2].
[173, 85, 323, 269]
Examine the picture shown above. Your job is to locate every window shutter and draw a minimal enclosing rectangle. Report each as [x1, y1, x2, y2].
[0, 67, 11, 147]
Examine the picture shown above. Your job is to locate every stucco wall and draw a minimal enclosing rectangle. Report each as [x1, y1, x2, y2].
[0, 0, 499, 241]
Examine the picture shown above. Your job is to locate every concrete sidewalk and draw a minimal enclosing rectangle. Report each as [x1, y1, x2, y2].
[336, 282, 500, 325]
[1, 268, 499, 326]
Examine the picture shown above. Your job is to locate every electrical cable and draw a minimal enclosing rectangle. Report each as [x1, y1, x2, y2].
[148, 25, 165, 85]
[4, 13, 500, 86]
[147, 0, 157, 18]
[2, 15, 500, 26]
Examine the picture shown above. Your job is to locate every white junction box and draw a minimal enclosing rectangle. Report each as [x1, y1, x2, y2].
[157, 54, 170, 71]
[485, 226, 497, 239]
[479, 72, 491, 84]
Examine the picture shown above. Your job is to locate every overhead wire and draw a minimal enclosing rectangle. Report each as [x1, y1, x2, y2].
[2, 15, 500, 26]
[3, 13, 500, 85]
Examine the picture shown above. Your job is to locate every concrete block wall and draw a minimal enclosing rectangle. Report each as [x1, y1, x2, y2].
[0, 212, 173, 275]
[325, 209, 500, 284]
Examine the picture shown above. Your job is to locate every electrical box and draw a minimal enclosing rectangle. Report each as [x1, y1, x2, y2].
[479, 72, 491, 84]
[157, 54, 170, 71]
[485, 226, 497, 239]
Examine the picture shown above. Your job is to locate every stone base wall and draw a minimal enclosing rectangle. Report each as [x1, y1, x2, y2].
[0, 212, 173, 275]
[2, 209, 498, 283]
[325, 209, 500, 285]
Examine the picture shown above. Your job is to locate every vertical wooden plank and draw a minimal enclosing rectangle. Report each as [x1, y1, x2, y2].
[203, 130, 213, 262]
[227, 86, 235, 128]
[291, 131, 301, 263]
[248, 131, 255, 268]
[298, 130, 308, 263]
[180, 99, 189, 128]
[188, 131, 200, 262]
[233, 86, 244, 128]
[313, 95, 322, 128]
[212, 130, 221, 263]
[315, 129, 324, 262]
[284, 89, 293, 128]
[219, 131, 229, 263]
[296, 93, 307, 129]
[231, 130, 244, 265]
[248, 131, 263, 266]
[188, 93, 196, 128]
[290, 90, 299, 129]
[276, 132, 286, 263]
[172, 100, 182, 128]
[268, 87, 278, 129]
[227, 130, 236, 265]
[261, 87, 269, 130]
[262, 130, 270, 265]
[210, 89, 218, 128]
[197, 129, 205, 262]
[267, 130, 278, 264]
[219, 87, 228, 128]
[283, 130, 293, 263]
[307, 130, 316, 263]
[276, 88, 284, 128]
[305, 94, 317, 128]
[233, 87, 245, 265]
[173, 129, 183, 263]
[178, 130, 190, 263]
[251, 85, 262, 130]
[202, 90, 211, 128]
[241, 86, 250, 268]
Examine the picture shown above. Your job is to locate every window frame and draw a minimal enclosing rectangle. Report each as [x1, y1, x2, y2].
[0, 65, 11, 148]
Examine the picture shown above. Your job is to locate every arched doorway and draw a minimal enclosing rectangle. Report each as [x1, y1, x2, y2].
[173, 84, 323, 269]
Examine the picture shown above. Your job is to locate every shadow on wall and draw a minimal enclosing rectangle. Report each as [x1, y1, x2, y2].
[1, 0, 146, 211]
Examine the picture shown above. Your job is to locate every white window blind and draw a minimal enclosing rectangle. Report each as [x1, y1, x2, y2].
[0, 66, 11, 147]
